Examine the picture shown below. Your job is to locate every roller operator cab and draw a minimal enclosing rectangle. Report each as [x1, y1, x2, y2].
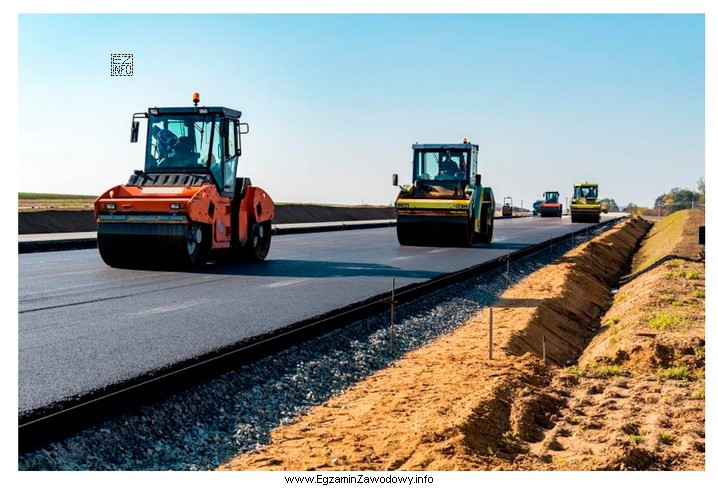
[570, 183, 601, 223]
[539, 191, 562, 217]
[392, 141, 495, 246]
[94, 94, 275, 268]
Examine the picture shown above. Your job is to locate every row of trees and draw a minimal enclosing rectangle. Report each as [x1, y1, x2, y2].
[599, 198, 620, 212]
[625, 177, 704, 216]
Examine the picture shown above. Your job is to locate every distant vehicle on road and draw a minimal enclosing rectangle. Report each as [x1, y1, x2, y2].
[502, 197, 513, 218]
[570, 182, 601, 223]
[539, 191, 562, 217]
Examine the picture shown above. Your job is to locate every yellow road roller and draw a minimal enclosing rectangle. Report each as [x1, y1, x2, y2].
[570, 182, 601, 223]
[392, 141, 495, 246]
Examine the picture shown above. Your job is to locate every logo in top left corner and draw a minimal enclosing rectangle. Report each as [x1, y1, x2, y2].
[110, 54, 133, 76]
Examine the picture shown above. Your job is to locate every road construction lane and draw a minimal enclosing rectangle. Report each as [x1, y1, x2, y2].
[18, 214, 621, 414]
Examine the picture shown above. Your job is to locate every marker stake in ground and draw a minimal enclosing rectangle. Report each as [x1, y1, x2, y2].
[390, 277, 396, 354]
[506, 248, 511, 287]
[488, 307, 494, 360]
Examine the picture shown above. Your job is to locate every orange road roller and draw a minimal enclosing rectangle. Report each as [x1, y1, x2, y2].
[539, 191, 562, 217]
[94, 93, 275, 268]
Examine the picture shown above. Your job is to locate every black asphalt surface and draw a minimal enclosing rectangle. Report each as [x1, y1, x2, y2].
[18, 214, 620, 415]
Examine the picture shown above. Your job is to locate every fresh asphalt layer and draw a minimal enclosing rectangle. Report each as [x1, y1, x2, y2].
[18, 214, 619, 415]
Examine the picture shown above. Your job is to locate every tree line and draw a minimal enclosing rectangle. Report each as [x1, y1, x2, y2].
[625, 177, 704, 216]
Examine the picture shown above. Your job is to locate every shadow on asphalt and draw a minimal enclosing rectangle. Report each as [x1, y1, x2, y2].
[194, 241, 539, 278]
[471, 242, 533, 250]
[200, 259, 443, 279]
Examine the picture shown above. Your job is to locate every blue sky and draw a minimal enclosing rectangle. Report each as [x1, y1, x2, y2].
[18, 14, 704, 207]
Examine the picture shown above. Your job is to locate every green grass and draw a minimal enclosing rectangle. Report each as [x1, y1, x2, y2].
[567, 415, 582, 425]
[657, 366, 690, 381]
[593, 365, 625, 378]
[658, 294, 689, 307]
[20, 194, 392, 210]
[677, 269, 701, 280]
[565, 365, 626, 378]
[646, 312, 681, 331]
[19, 192, 97, 211]
[692, 388, 705, 399]
[685, 270, 701, 280]
[659, 432, 673, 444]
[629, 434, 645, 444]
[632, 210, 689, 273]
[606, 318, 621, 345]
[665, 271, 675, 279]
[692, 290, 705, 298]
[19, 192, 97, 200]
[565, 365, 582, 375]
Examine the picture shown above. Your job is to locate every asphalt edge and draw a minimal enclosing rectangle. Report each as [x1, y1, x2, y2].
[18, 215, 534, 254]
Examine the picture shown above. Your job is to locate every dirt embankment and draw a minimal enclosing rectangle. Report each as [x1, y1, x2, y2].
[18, 204, 397, 234]
[547, 210, 705, 471]
[221, 216, 695, 471]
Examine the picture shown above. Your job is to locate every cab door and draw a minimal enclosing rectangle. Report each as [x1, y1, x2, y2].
[220, 118, 239, 197]
[211, 118, 240, 245]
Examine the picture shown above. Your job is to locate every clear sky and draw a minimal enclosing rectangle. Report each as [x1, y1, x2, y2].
[18, 14, 704, 208]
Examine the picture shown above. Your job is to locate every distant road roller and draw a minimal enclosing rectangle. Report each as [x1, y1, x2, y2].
[539, 191, 562, 217]
[501, 197, 513, 218]
[94, 93, 275, 268]
[570, 182, 601, 223]
[391, 141, 495, 246]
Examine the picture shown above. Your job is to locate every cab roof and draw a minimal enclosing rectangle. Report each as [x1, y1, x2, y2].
[574, 182, 598, 187]
[412, 143, 477, 150]
[148, 106, 243, 118]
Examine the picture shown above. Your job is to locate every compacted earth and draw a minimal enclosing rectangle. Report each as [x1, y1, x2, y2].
[219, 211, 704, 471]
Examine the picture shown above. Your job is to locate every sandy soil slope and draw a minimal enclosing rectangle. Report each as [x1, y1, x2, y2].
[220, 212, 705, 471]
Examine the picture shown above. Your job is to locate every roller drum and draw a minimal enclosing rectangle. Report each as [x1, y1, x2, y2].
[396, 216, 472, 247]
[570, 208, 601, 224]
[540, 206, 562, 218]
[97, 221, 208, 269]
